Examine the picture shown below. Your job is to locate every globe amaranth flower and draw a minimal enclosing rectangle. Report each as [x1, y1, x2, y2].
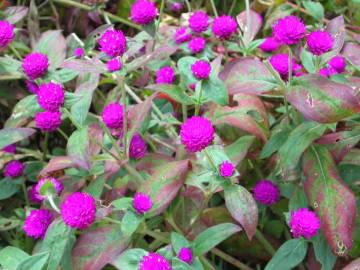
[2, 144, 16, 154]
[35, 111, 62, 132]
[107, 58, 122, 72]
[133, 192, 152, 214]
[259, 37, 280, 52]
[139, 253, 171, 270]
[212, 15, 238, 40]
[253, 179, 280, 206]
[22, 52, 49, 80]
[98, 29, 127, 57]
[102, 103, 124, 129]
[188, 37, 206, 54]
[130, 0, 158, 25]
[28, 186, 43, 204]
[0, 20, 14, 48]
[306, 30, 333, 56]
[25, 80, 39, 94]
[23, 209, 52, 239]
[319, 67, 337, 78]
[269, 53, 299, 79]
[191, 60, 211, 80]
[129, 133, 147, 159]
[4, 160, 24, 178]
[170, 2, 183, 12]
[180, 116, 215, 152]
[329, 55, 346, 73]
[289, 208, 321, 239]
[61, 192, 96, 229]
[219, 160, 235, 178]
[37, 82, 64, 112]
[74, 47, 85, 58]
[156, 66, 176, 84]
[189, 11, 209, 33]
[272, 15, 306, 45]
[174, 27, 192, 44]
[178, 247, 193, 264]
[34, 177, 63, 201]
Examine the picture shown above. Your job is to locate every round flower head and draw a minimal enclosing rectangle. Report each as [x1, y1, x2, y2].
[188, 37, 206, 54]
[61, 192, 96, 229]
[272, 15, 306, 45]
[329, 55, 346, 73]
[35, 177, 63, 201]
[191, 60, 211, 80]
[178, 247, 193, 264]
[289, 208, 321, 239]
[139, 253, 171, 270]
[102, 103, 124, 129]
[156, 66, 176, 84]
[22, 52, 49, 80]
[35, 111, 62, 132]
[25, 80, 39, 94]
[23, 209, 52, 239]
[129, 133, 147, 159]
[180, 116, 215, 152]
[4, 160, 24, 178]
[37, 82, 64, 112]
[171, 2, 183, 12]
[269, 53, 298, 79]
[212, 16, 238, 40]
[319, 68, 329, 77]
[219, 161, 235, 178]
[174, 27, 192, 44]
[98, 29, 127, 57]
[130, 0, 158, 25]
[259, 37, 280, 52]
[253, 180, 280, 205]
[133, 192, 152, 214]
[74, 47, 85, 58]
[107, 58, 122, 72]
[0, 20, 14, 48]
[2, 144, 16, 154]
[28, 186, 43, 204]
[306, 30, 333, 56]
[189, 11, 209, 33]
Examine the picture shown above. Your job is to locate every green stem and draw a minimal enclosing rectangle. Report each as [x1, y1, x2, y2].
[182, 104, 187, 122]
[204, 148, 218, 173]
[145, 229, 170, 244]
[9, 44, 22, 60]
[42, 132, 49, 161]
[184, 0, 191, 12]
[63, 108, 81, 129]
[210, 0, 218, 16]
[212, 248, 252, 270]
[48, 195, 60, 213]
[255, 229, 276, 255]
[57, 128, 69, 140]
[152, 0, 165, 51]
[120, 78, 128, 158]
[99, 121, 124, 160]
[314, 56, 321, 73]
[228, 0, 237, 15]
[0, 75, 23, 81]
[22, 179, 30, 207]
[288, 46, 293, 85]
[103, 216, 122, 226]
[194, 84, 204, 116]
[123, 162, 145, 186]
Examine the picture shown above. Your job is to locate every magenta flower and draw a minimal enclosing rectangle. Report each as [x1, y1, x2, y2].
[0, 20, 14, 48]
[130, 0, 158, 25]
[139, 253, 171, 270]
[189, 11, 209, 33]
[306, 30, 333, 56]
[37, 82, 64, 112]
[23, 209, 52, 239]
[319, 68, 329, 77]
[34, 177, 63, 201]
[329, 55, 346, 73]
[188, 37, 206, 54]
[25, 80, 39, 94]
[191, 60, 211, 80]
[253, 180, 280, 206]
[98, 29, 127, 57]
[219, 161, 235, 178]
[272, 15, 306, 45]
[156, 66, 176, 84]
[171, 2, 183, 12]
[2, 144, 16, 154]
[35, 111, 62, 132]
[178, 247, 193, 264]
[289, 208, 321, 239]
[4, 160, 24, 178]
[74, 47, 85, 58]
[180, 116, 215, 152]
[174, 27, 192, 44]
[129, 133, 147, 159]
[269, 53, 299, 79]
[133, 192, 152, 214]
[107, 58, 122, 72]
[22, 52, 49, 80]
[212, 15, 238, 40]
[102, 103, 124, 129]
[28, 186, 43, 204]
[60, 192, 96, 229]
[259, 37, 280, 52]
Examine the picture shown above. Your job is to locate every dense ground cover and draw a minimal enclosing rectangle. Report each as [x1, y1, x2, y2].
[0, 0, 360, 269]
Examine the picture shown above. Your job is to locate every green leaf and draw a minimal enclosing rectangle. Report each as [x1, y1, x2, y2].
[0, 216, 21, 231]
[111, 249, 148, 270]
[177, 56, 198, 86]
[265, 238, 308, 270]
[225, 135, 255, 165]
[5, 95, 41, 127]
[16, 252, 49, 270]
[0, 246, 29, 270]
[0, 56, 22, 76]
[289, 187, 308, 211]
[172, 258, 193, 270]
[224, 184, 258, 240]
[0, 179, 20, 200]
[192, 223, 241, 256]
[202, 76, 228, 106]
[312, 233, 337, 270]
[303, 1, 324, 21]
[112, 197, 134, 210]
[67, 126, 90, 170]
[121, 211, 142, 236]
[147, 84, 194, 105]
[0, 127, 36, 149]
[84, 174, 105, 199]
[260, 129, 291, 159]
[300, 49, 316, 74]
[171, 232, 190, 254]
[49, 68, 79, 83]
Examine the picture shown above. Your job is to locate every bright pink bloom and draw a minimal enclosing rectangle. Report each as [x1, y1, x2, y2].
[28, 186, 43, 204]
[174, 27, 192, 44]
[4, 160, 24, 178]
[23, 209, 52, 239]
[212, 15, 237, 39]
[273, 16, 306, 45]
[269, 53, 299, 79]
[35, 111, 62, 132]
[253, 180, 280, 206]
[107, 58, 122, 72]
[259, 37, 280, 52]
[74, 47, 85, 58]
[178, 247, 193, 264]
[34, 177, 63, 201]
[289, 208, 321, 239]
[189, 11, 209, 33]
[25, 80, 39, 94]
[156, 66, 176, 84]
[130, 0, 158, 25]
[99, 29, 127, 57]
[188, 37, 206, 54]
[139, 253, 172, 270]
[0, 20, 14, 47]
[22, 52, 49, 80]
[102, 103, 124, 129]
[133, 192, 152, 214]
[191, 60, 211, 80]
[129, 133, 147, 159]
[306, 30, 333, 56]
[2, 144, 16, 154]
[329, 55, 346, 73]
[219, 161, 235, 178]
[37, 82, 64, 112]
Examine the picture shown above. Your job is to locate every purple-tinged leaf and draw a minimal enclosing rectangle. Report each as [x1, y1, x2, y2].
[67, 127, 91, 170]
[88, 124, 103, 157]
[39, 156, 76, 177]
[303, 144, 356, 256]
[343, 258, 360, 270]
[225, 135, 255, 166]
[286, 75, 360, 123]
[220, 57, 277, 95]
[5, 6, 28, 24]
[147, 84, 193, 105]
[72, 226, 130, 270]
[224, 184, 258, 240]
[61, 59, 106, 74]
[0, 128, 36, 149]
[5, 95, 41, 128]
[237, 9, 263, 45]
[323, 16, 345, 60]
[136, 153, 174, 174]
[342, 42, 360, 67]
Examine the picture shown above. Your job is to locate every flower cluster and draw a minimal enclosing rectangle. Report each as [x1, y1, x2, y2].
[133, 192, 152, 214]
[0, 20, 14, 48]
[22, 52, 49, 80]
[289, 208, 321, 239]
[155, 66, 176, 84]
[272, 15, 306, 45]
[130, 0, 158, 25]
[269, 53, 302, 79]
[139, 253, 171, 270]
[3, 160, 24, 178]
[34, 177, 63, 202]
[253, 180, 280, 206]
[191, 60, 211, 80]
[219, 161, 235, 178]
[23, 209, 52, 239]
[129, 133, 148, 159]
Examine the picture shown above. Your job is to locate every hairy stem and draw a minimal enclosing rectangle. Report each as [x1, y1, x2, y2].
[255, 229, 276, 256]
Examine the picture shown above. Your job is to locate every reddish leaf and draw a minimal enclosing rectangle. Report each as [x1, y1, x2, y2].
[0, 127, 36, 149]
[343, 258, 360, 270]
[72, 226, 130, 270]
[286, 75, 360, 123]
[5, 6, 28, 24]
[128, 93, 157, 134]
[325, 16, 345, 57]
[342, 42, 360, 67]
[61, 59, 106, 74]
[303, 145, 356, 256]
[237, 9, 262, 45]
[40, 156, 76, 176]
[136, 153, 174, 174]
[88, 123, 103, 156]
